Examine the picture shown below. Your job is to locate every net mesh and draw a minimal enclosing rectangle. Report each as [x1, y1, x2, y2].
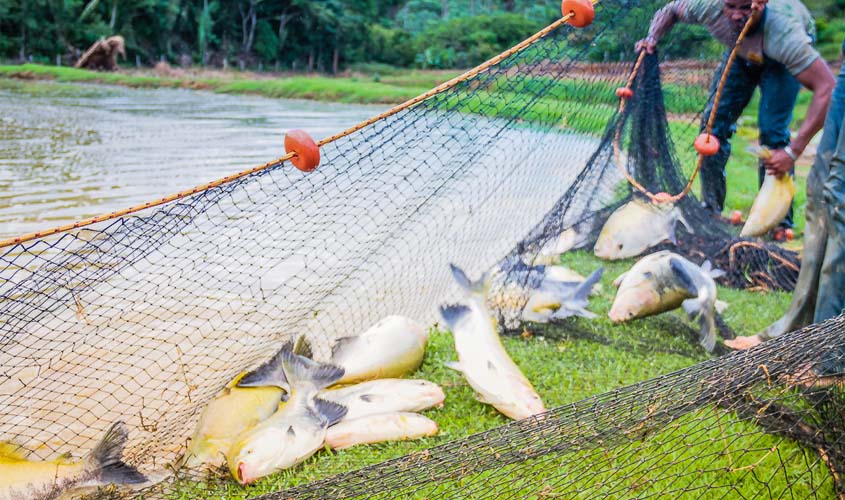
[0, 0, 824, 497]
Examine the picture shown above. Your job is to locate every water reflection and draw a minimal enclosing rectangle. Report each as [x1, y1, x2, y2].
[0, 80, 385, 238]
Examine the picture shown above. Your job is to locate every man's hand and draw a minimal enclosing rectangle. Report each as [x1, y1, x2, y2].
[725, 334, 764, 350]
[751, 0, 767, 12]
[763, 148, 795, 177]
[635, 36, 658, 54]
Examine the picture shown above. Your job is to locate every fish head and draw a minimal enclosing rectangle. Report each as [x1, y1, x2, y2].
[609, 283, 659, 322]
[410, 380, 446, 407]
[228, 426, 293, 485]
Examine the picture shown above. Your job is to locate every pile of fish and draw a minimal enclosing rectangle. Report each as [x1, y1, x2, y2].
[182, 315, 443, 485]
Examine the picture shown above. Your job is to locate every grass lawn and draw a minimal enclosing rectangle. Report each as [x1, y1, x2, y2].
[160, 249, 816, 499]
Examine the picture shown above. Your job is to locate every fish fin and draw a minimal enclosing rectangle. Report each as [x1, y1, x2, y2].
[554, 307, 598, 320]
[445, 361, 463, 372]
[715, 300, 729, 314]
[571, 268, 603, 303]
[681, 298, 701, 319]
[669, 257, 698, 297]
[697, 292, 717, 353]
[86, 422, 147, 485]
[487, 360, 497, 372]
[675, 209, 693, 235]
[313, 397, 348, 427]
[0, 442, 28, 460]
[237, 342, 294, 390]
[531, 300, 561, 313]
[449, 263, 486, 296]
[439, 304, 471, 331]
[668, 220, 680, 246]
[292, 335, 313, 359]
[701, 260, 726, 280]
[612, 272, 628, 288]
[281, 350, 345, 392]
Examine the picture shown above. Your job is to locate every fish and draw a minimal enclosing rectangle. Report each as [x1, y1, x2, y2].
[439, 264, 546, 420]
[740, 174, 796, 237]
[485, 256, 603, 331]
[320, 379, 445, 421]
[227, 350, 347, 485]
[609, 250, 725, 352]
[183, 338, 311, 468]
[543, 265, 603, 296]
[325, 413, 439, 450]
[0, 422, 146, 500]
[331, 315, 428, 385]
[594, 198, 691, 260]
[535, 227, 592, 264]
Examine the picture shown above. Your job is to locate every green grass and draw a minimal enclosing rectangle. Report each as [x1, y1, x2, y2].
[159, 251, 823, 499]
[0, 64, 431, 105]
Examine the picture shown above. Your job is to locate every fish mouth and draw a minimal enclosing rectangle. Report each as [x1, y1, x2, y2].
[237, 461, 250, 485]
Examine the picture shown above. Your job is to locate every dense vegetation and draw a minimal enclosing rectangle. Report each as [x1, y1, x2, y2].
[1, 0, 842, 72]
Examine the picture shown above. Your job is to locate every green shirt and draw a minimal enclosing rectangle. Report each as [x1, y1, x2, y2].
[676, 0, 819, 75]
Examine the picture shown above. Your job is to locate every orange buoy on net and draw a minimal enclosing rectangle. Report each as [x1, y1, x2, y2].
[652, 192, 673, 204]
[562, 0, 595, 27]
[615, 87, 633, 99]
[694, 133, 720, 156]
[285, 129, 320, 172]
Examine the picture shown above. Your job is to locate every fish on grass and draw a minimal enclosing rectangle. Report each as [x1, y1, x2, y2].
[183, 338, 310, 468]
[325, 413, 439, 450]
[0, 422, 146, 500]
[594, 198, 691, 260]
[320, 379, 445, 421]
[440, 264, 546, 420]
[227, 350, 347, 485]
[486, 256, 603, 331]
[331, 315, 428, 385]
[609, 250, 726, 352]
[740, 174, 795, 237]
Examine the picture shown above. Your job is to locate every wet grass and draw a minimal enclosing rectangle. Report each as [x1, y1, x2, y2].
[157, 251, 825, 499]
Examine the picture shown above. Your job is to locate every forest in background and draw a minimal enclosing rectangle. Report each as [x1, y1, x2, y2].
[1, 0, 843, 72]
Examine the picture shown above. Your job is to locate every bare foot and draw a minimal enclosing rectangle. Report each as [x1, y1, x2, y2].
[725, 334, 763, 350]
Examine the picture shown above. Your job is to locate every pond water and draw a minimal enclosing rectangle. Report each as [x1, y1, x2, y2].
[0, 80, 385, 239]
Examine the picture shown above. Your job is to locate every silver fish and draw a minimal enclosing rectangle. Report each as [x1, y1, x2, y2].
[594, 198, 691, 260]
[325, 413, 439, 450]
[320, 379, 444, 421]
[609, 250, 725, 352]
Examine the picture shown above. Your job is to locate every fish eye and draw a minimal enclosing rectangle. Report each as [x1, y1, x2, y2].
[617, 243, 624, 250]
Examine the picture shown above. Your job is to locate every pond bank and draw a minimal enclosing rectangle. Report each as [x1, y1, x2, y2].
[0, 64, 459, 105]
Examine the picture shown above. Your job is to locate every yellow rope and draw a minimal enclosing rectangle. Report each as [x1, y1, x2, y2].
[614, 12, 760, 205]
[0, 5, 595, 250]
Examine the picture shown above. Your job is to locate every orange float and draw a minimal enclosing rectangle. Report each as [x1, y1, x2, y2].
[785, 228, 795, 241]
[561, 0, 595, 28]
[652, 192, 673, 203]
[615, 87, 634, 99]
[730, 210, 742, 225]
[694, 133, 720, 156]
[284, 129, 320, 172]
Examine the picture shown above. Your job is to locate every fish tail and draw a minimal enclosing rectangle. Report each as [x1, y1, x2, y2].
[449, 263, 487, 296]
[86, 422, 147, 485]
[313, 397, 348, 427]
[696, 289, 717, 353]
[237, 341, 296, 390]
[573, 267, 603, 302]
[700, 260, 726, 280]
[439, 304, 471, 331]
[281, 349, 345, 392]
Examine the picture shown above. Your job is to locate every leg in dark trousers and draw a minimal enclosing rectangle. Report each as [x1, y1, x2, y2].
[757, 56, 801, 228]
[699, 54, 759, 215]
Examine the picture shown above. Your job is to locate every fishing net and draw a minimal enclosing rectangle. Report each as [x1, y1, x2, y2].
[0, 0, 819, 497]
[257, 315, 845, 500]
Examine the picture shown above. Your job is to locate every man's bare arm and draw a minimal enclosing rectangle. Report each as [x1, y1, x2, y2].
[635, 1, 685, 53]
[765, 58, 835, 176]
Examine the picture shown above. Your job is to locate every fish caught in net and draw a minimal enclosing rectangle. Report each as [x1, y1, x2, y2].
[0, 0, 822, 497]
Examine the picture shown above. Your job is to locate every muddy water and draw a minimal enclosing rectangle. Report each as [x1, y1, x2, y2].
[0, 80, 385, 239]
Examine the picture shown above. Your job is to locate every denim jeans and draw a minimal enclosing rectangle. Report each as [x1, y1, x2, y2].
[760, 60, 845, 339]
[699, 52, 801, 227]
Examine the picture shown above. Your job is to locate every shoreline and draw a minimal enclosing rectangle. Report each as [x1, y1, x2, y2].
[0, 64, 460, 105]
